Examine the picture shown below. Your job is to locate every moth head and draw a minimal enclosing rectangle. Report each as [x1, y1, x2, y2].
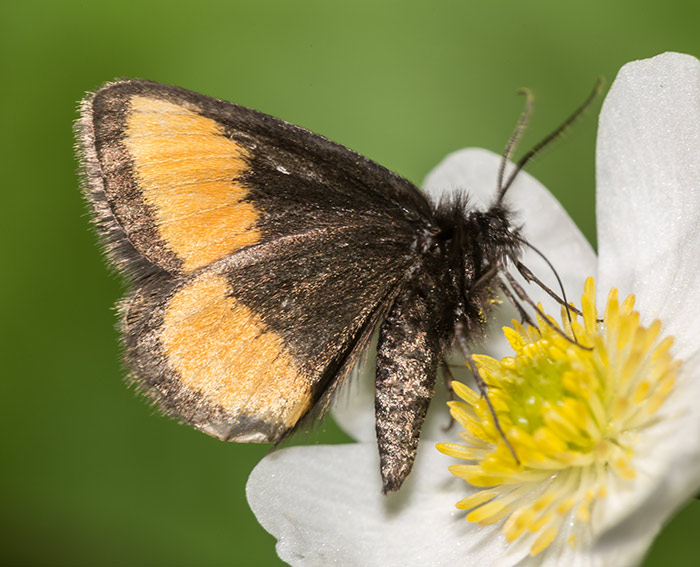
[472, 203, 522, 267]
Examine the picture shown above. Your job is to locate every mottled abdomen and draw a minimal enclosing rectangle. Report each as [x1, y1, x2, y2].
[375, 266, 457, 493]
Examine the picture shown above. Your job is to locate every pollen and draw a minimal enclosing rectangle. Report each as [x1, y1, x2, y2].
[437, 277, 679, 557]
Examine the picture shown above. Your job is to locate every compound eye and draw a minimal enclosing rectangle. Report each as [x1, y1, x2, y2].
[489, 216, 502, 231]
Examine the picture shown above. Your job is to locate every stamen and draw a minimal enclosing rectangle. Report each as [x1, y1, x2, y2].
[437, 277, 678, 557]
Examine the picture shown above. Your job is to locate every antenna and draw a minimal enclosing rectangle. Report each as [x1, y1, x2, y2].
[496, 78, 603, 204]
[497, 88, 534, 195]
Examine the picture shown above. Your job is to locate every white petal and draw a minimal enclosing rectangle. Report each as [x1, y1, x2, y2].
[587, 349, 700, 565]
[334, 149, 596, 442]
[331, 348, 378, 443]
[596, 52, 700, 359]
[247, 443, 532, 567]
[248, 439, 666, 567]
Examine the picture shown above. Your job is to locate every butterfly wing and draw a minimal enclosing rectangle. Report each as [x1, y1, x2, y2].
[78, 79, 437, 442]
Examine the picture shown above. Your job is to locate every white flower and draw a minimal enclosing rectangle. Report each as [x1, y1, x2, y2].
[246, 52, 700, 567]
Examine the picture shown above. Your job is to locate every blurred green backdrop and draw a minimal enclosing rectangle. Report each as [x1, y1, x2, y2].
[2, 1, 699, 565]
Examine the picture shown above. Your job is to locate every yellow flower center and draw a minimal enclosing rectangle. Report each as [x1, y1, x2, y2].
[437, 277, 679, 556]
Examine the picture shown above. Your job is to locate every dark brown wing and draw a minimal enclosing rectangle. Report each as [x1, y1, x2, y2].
[77, 79, 439, 442]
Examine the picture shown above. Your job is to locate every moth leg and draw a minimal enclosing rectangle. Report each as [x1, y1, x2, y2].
[499, 280, 536, 327]
[455, 325, 520, 465]
[375, 288, 443, 494]
[441, 361, 456, 432]
[502, 271, 591, 350]
[467, 354, 519, 465]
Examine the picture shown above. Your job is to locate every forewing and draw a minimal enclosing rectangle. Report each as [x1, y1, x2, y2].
[77, 79, 433, 279]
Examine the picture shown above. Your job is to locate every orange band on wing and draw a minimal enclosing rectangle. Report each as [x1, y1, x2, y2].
[160, 273, 313, 437]
[125, 97, 260, 272]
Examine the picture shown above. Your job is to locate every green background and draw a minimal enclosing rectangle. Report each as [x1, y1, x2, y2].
[3, 1, 699, 565]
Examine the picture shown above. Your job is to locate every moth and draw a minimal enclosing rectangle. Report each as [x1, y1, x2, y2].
[77, 79, 594, 493]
